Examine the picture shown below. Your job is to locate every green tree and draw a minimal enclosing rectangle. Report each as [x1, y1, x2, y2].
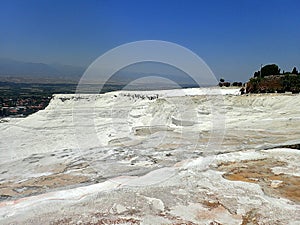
[253, 71, 260, 77]
[292, 67, 298, 74]
[261, 64, 280, 77]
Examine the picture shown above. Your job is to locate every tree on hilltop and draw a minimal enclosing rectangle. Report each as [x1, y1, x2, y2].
[253, 71, 260, 77]
[261, 64, 280, 77]
[292, 67, 298, 75]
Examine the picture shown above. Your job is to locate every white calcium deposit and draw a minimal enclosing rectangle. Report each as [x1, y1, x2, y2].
[0, 88, 299, 224]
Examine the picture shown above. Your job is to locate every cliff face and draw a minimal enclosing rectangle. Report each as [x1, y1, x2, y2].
[246, 74, 300, 94]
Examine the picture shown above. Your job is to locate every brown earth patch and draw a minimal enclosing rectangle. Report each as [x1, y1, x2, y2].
[201, 200, 222, 210]
[241, 209, 260, 225]
[218, 158, 300, 203]
[0, 173, 88, 199]
[196, 204, 242, 222]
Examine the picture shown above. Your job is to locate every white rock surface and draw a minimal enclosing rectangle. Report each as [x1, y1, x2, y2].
[0, 88, 300, 224]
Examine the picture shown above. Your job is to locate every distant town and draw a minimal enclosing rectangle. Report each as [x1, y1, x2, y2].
[0, 82, 76, 118]
[0, 96, 51, 118]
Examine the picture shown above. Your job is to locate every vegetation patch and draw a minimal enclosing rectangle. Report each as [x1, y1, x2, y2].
[246, 64, 300, 94]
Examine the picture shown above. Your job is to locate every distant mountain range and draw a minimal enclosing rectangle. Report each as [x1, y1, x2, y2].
[0, 58, 200, 87]
[0, 58, 85, 82]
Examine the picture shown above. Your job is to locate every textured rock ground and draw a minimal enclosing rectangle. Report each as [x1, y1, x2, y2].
[0, 88, 299, 224]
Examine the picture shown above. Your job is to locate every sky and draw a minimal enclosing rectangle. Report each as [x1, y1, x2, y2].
[0, 0, 300, 81]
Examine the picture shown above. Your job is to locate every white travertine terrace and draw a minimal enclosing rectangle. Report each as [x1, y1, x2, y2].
[0, 88, 299, 224]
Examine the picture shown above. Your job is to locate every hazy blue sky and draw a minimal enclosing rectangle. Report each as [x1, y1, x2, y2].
[0, 0, 299, 81]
